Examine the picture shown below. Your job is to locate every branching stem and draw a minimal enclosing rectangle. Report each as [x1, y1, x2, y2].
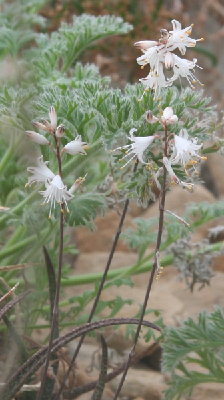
[113, 124, 169, 400]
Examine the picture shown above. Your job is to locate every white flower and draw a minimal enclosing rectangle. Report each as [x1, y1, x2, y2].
[137, 46, 164, 73]
[168, 20, 203, 55]
[49, 106, 57, 130]
[140, 65, 171, 94]
[114, 128, 156, 167]
[161, 107, 178, 125]
[25, 130, 49, 145]
[135, 19, 203, 93]
[27, 156, 55, 186]
[63, 135, 87, 155]
[163, 156, 194, 191]
[171, 129, 202, 166]
[40, 175, 73, 216]
[168, 55, 202, 88]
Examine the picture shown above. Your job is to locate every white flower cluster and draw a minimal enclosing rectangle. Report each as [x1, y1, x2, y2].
[25, 106, 87, 216]
[114, 107, 204, 191]
[135, 20, 203, 94]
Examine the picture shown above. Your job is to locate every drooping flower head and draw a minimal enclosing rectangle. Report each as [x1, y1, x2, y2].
[135, 19, 203, 94]
[171, 129, 202, 166]
[114, 128, 156, 168]
[40, 175, 73, 217]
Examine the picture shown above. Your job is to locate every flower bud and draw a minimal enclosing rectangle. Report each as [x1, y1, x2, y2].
[145, 110, 159, 124]
[69, 176, 86, 194]
[134, 40, 158, 51]
[32, 120, 51, 132]
[55, 124, 65, 138]
[161, 107, 178, 125]
[164, 52, 174, 69]
[49, 106, 57, 130]
[25, 131, 49, 145]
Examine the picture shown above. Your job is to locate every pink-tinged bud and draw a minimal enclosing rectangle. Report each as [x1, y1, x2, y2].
[134, 40, 158, 51]
[145, 110, 159, 124]
[55, 124, 65, 138]
[32, 120, 51, 132]
[69, 176, 86, 194]
[164, 52, 174, 69]
[161, 107, 178, 125]
[25, 131, 49, 145]
[49, 106, 57, 130]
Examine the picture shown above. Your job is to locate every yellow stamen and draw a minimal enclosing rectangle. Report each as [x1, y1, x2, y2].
[83, 145, 89, 150]
[201, 156, 207, 161]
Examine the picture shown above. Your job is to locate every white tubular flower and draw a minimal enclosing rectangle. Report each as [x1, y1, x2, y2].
[168, 55, 202, 88]
[40, 175, 73, 216]
[137, 46, 164, 73]
[115, 128, 156, 167]
[171, 129, 202, 166]
[161, 107, 178, 125]
[27, 156, 55, 186]
[63, 135, 87, 155]
[49, 106, 57, 130]
[25, 130, 49, 145]
[163, 157, 194, 191]
[134, 40, 158, 51]
[140, 64, 170, 94]
[168, 20, 203, 55]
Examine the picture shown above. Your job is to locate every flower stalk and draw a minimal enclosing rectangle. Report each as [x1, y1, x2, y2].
[113, 123, 169, 400]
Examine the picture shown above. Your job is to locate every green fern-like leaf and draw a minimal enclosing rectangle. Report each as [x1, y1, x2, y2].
[68, 192, 106, 227]
[32, 14, 132, 77]
[162, 307, 224, 400]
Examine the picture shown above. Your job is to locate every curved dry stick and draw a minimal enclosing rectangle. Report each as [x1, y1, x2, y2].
[1, 318, 160, 400]
[0, 290, 31, 321]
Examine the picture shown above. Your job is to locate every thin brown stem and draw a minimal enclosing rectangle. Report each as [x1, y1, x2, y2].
[36, 132, 64, 400]
[52, 161, 138, 400]
[113, 125, 168, 400]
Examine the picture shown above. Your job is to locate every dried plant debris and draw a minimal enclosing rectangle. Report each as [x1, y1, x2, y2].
[169, 238, 224, 291]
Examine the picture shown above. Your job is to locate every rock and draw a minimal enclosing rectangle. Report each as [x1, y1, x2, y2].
[74, 210, 134, 252]
[212, 254, 224, 272]
[207, 153, 224, 197]
[110, 368, 166, 400]
[192, 382, 224, 400]
[142, 184, 215, 218]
